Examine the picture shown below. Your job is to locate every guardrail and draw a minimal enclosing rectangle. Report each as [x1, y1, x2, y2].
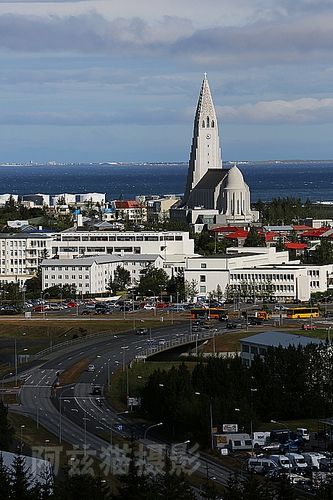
[31, 330, 114, 360]
[136, 329, 218, 360]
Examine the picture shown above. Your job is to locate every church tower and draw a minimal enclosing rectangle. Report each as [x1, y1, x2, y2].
[183, 74, 222, 205]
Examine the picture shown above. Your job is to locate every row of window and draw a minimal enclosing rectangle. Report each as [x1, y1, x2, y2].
[45, 275, 90, 280]
[45, 282, 89, 288]
[308, 270, 320, 277]
[58, 235, 183, 242]
[44, 266, 90, 271]
[242, 344, 267, 355]
[230, 273, 295, 281]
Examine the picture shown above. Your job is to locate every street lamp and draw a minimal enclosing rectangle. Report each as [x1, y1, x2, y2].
[250, 388, 258, 454]
[195, 392, 214, 450]
[41, 292, 49, 321]
[143, 422, 163, 440]
[1, 372, 13, 402]
[20, 425, 25, 454]
[109, 410, 129, 475]
[271, 420, 291, 477]
[121, 346, 129, 372]
[97, 354, 111, 386]
[83, 416, 89, 456]
[59, 386, 75, 443]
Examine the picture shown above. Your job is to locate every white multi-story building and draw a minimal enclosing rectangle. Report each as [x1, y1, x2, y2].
[0, 234, 53, 285]
[41, 254, 164, 294]
[52, 230, 194, 259]
[184, 247, 333, 301]
[0, 194, 19, 206]
[76, 193, 106, 205]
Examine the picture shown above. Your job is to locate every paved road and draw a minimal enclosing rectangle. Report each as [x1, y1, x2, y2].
[12, 322, 242, 486]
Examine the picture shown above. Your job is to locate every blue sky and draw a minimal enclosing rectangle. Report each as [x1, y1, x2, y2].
[0, 0, 333, 162]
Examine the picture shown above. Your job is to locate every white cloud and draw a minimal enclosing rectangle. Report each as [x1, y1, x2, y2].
[220, 97, 333, 124]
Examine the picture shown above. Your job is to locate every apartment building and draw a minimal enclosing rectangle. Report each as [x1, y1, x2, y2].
[41, 254, 163, 294]
[0, 234, 53, 285]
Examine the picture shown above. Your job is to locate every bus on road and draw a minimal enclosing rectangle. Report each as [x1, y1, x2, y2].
[286, 307, 320, 319]
[191, 307, 228, 320]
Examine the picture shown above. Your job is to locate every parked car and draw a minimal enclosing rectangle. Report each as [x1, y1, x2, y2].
[279, 439, 304, 454]
[66, 301, 78, 308]
[87, 364, 95, 372]
[32, 304, 49, 312]
[247, 457, 278, 474]
[81, 309, 92, 316]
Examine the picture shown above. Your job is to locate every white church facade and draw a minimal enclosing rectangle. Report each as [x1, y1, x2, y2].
[172, 75, 259, 228]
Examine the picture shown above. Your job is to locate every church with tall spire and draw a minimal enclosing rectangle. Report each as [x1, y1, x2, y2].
[176, 74, 259, 228]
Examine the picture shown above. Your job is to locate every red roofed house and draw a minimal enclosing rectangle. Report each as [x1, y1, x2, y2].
[284, 241, 308, 257]
[113, 200, 147, 223]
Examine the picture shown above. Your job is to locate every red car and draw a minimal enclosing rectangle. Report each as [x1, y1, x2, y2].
[32, 304, 49, 312]
[302, 324, 316, 330]
[156, 302, 169, 309]
[66, 301, 78, 308]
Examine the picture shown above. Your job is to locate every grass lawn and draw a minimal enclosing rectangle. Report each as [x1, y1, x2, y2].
[0, 317, 186, 376]
[258, 418, 319, 433]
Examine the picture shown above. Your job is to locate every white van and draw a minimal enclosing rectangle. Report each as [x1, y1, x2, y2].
[269, 454, 292, 470]
[247, 457, 278, 474]
[303, 452, 326, 470]
[252, 432, 270, 449]
[297, 427, 310, 441]
[285, 453, 308, 470]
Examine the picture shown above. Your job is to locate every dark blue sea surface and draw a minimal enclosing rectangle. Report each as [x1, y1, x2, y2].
[0, 161, 332, 202]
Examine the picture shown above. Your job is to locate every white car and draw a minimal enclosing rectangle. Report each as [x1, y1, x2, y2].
[143, 304, 156, 310]
[87, 364, 95, 372]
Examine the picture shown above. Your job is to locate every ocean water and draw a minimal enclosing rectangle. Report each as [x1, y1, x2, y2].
[0, 161, 332, 202]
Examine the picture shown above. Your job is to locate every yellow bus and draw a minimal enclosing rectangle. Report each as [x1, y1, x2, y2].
[286, 307, 320, 319]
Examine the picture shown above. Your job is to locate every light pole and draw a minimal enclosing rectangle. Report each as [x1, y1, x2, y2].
[41, 292, 49, 321]
[143, 422, 163, 440]
[21, 285, 26, 312]
[250, 388, 258, 454]
[271, 419, 291, 477]
[121, 346, 129, 372]
[20, 425, 25, 454]
[1, 372, 13, 402]
[83, 416, 89, 456]
[109, 410, 129, 475]
[97, 354, 111, 386]
[14, 338, 18, 386]
[195, 392, 214, 450]
[59, 386, 75, 443]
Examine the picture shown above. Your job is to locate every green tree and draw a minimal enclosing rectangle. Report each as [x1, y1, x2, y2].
[53, 468, 111, 500]
[184, 279, 198, 302]
[166, 271, 185, 302]
[116, 438, 152, 500]
[137, 266, 169, 296]
[155, 451, 195, 499]
[243, 227, 265, 247]
[0, 402, 14, 450]
[10, 455, 39, 500]
[107, 265, 131, 294]
[0, 454, 11, 500]
[312, 239, 333, 265]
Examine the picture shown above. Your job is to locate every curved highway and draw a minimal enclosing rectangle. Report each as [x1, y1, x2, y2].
[12, 321, 238, 485]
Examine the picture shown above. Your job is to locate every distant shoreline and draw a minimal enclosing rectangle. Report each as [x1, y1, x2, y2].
[0, 159, 333, 168]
